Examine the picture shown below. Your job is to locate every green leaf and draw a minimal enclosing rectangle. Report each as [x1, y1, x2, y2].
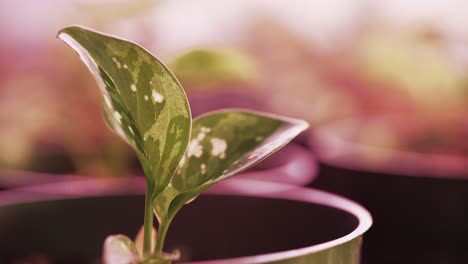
[169, 48, 258, 89]
[103, 235, 139, 264]
[58, 26, 191, 192]
[155, 110, 309, 220]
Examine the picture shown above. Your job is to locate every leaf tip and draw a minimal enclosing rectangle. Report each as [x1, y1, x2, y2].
[56, 25, 82, 39]
[295, 118, 310, 133]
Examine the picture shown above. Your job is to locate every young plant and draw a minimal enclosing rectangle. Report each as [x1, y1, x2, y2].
[58, 26, 309, 263]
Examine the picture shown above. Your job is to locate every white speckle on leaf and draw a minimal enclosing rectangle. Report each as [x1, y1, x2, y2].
[256, 136, 264, 142]
[128, 126, 135, 135]
[196, 131, 206, 141]
[123, 64, 128, 69]
[201, 127, 211, 133]
[151, 90, 164, 103]
[201, 163, 206, 174]
[112, 57, 122, 69]
[210, 138, 227, 159]
[144, 95, 149, 101]
[113, 111, 122, 123]
[186, 131, 209, 158]
[149, 81, 153, 85]
[130, 84, 137, 92]
[187, 139, 203, 158]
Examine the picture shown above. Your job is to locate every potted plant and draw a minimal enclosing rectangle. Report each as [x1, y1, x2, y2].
[0, 177, 371, 264]
[0, 26, 372, 263]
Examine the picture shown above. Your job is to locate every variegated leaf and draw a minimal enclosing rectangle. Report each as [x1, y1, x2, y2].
[155, 110, 309, 220]
[58, 26, 191, 191]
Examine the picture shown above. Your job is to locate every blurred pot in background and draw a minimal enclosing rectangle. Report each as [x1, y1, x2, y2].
[339, 25, 468, 115]
[309, 112, 468, 264]
[306, 29, 468, 264]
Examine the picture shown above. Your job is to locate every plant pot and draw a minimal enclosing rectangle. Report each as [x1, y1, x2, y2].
[309, 113, 468, 264]
[0, 170, 85, 191]
[0, 178, 371, 263]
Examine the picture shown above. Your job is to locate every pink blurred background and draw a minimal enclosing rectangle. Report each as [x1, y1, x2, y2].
[1, 2, 468, 264]
[0, 0, 467, 177]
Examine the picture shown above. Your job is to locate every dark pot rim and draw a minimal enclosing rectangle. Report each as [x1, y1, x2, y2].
[1, 178, 372, 263]
[310, 113, 468, 179]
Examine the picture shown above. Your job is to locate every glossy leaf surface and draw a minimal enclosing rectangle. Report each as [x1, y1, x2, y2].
[58, 26, 191, 191]
[155, 110, 309, 220]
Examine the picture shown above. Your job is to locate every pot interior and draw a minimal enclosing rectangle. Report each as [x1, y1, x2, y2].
[0, 193, 359, 263]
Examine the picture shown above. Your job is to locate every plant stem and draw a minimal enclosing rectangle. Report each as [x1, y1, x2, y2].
[143, 184, 155, 257]
[154, 217, 171, 254]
